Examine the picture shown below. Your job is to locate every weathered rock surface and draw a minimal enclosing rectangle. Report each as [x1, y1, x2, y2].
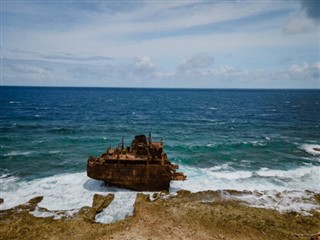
[311, 232, 320, 240]
[1, 191, 319, 240]
[77, 206, 97, 222]
[14, 196, 44, 211]
[92, 193, 115, 213]
[76, 194, 115, 222]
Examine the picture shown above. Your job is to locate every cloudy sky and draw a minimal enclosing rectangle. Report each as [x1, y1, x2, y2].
[1, 0, 319, 88]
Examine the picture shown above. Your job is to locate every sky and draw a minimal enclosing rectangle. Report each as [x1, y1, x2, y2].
[1, 0, 319, 88]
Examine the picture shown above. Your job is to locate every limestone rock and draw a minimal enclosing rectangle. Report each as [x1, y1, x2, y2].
[311, 232, 320, 240]
[77, 206, 97, 222]
[20, 196, 44, 211]
[177, 190, 191, 197]
[92, 193, 115, 213]
[136, 193, 151, 204]
[76, 194, 115, 222]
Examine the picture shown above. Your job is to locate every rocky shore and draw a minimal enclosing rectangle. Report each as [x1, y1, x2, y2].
[0, 190, 319, 240]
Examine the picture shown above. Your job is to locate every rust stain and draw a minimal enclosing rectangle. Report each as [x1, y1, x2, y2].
[87, 134, 186, 191]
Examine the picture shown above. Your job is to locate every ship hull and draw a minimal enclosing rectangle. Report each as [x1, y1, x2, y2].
[87, 161, 172, 191]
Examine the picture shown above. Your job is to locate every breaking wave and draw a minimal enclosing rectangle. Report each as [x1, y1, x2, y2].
[171, 165, 320, 193]
[3, 151, 33, 157]
[301, 144, 320, 156]
[1, 164, 320, 222]
[0, 172, 135, 223]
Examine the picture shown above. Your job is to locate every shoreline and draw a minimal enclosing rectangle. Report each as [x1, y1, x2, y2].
[1, 190, 319, 240]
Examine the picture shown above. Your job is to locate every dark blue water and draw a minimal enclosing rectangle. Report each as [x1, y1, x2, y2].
[1, 86, 319, 189]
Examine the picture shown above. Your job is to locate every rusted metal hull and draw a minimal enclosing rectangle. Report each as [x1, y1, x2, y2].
[86, 134, 186, 191]
[87, 161, 172, 191]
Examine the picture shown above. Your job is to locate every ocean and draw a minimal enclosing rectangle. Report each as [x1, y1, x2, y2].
[1, 86, 319, 222]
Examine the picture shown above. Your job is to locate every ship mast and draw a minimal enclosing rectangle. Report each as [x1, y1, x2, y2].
[148, 131, 152, 145]
[121, 136, 124, 150]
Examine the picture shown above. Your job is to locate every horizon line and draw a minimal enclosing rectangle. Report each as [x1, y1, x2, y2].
[1, 85, 319, 91]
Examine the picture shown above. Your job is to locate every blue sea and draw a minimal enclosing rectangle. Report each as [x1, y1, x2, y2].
[1, 87, 319, 221]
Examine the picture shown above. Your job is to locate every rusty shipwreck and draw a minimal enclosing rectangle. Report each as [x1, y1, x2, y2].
[87, 134, 186, 191]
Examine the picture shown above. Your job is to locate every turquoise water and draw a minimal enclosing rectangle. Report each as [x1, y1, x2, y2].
[0, 87, 319, 217]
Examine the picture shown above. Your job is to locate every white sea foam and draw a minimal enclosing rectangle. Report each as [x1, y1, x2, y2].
[49, 150, 61, 154]
[0, 172, 136, 223]
[3, 151, 33, 157]
[31, 207, 59, 219]
[32, 140, 46, 144]
[301, 144, 320, 157]
[172, 165, 320, 193]
[241, 140, 267, 147]
[252, 140, 268, 146]
[170, 165, 320, 214]
[211, 170, 253, 180]
[256, 166, 319, 179]
[1, 164, 320, 222]
[203, 163, 230, 172]
[95, 191, 136, 224]
[0, 174, 20, 191]
[234, 190, 319, 215]
[30, 206, 78, 220]
[206, 143, 217, 148]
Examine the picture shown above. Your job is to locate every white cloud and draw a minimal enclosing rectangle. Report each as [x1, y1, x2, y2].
[133, 55, 154, 70]
[3, 61, 57, 85]
[2, 1, 319, 88]
[282, 12, 318, 34]
[2, 55, 319, 88]
[219, 65, 248, 77]
[178, 53, 214, 72]
[2, 1, 304, 61]
[131, 55, 155, 79]
[289, 62, 309, 73]
[117, 1, 294, 37]
[170, 60, 319, 88]
[288, 61, 320, 81]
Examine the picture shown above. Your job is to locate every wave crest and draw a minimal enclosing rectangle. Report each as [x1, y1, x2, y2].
[301, 144, 320, 156]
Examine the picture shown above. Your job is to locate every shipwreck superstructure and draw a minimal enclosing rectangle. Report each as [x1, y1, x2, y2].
[87, 134, 186, 191]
